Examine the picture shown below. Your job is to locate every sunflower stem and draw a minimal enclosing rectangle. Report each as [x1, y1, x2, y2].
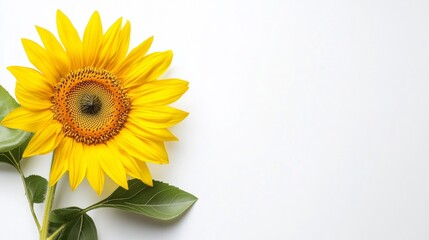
[46, 224, 65, 240]
[40, 184, 56, 239]
[39, 180, 57, 240]
[17, 165, 41, 231]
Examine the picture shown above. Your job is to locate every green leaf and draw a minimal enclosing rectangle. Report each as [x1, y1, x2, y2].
[25, 175, 48, 204]
[49, 207, 98, 240]
[0, 85, 31, 153]
[0, 135, 31, 169]
[50, 207, 81, 224]
[94, 179, 197, 221]
[58, 215, 97, 240]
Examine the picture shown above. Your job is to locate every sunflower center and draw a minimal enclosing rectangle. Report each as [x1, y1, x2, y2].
[80, 94, 102, 115]
[52, 67, 130, 145]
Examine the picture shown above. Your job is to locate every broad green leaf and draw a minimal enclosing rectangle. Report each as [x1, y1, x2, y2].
[0, 135, 31, 169]
[94, 179, 197, 221]
[25, 175, 48, 204]
[0, 85, 31, 153]
[57, 215, 97, 240]
[49, 207, 98, 240]
[50, 207, 82, 224]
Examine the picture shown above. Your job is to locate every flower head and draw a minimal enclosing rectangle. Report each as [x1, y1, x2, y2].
[1, 10, 188, 194]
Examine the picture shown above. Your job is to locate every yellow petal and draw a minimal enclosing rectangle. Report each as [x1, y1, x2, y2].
[134, 160, 153, 186]
[85, 145, 105, 195]
[1, 107, 52, 132]
[21, 39, 58, 83]
[68, 141, 87, 190]
[107, 20, 131, 70]
[8, 67, 53, 110]
[114, 36, 153, 73]
[122, 50, 173, 89]
[23, 120, 63, 157]
[97, 17, 123, 69]
[36, 26, 71, 78]
[49, 137, 72, 186]
[8, 66, 52, 92]
[16, 84, 52, 111]
[98, 142, 128, 189]
[109, 141, 153, 186]
[8, 66, 53, 110]
[129, 106, 188, 128]
[130, 79, 189, 106]
[125, 157, 153, 186]
[56, 10, 82, 68]
[115, 128, 168, 164]
[126, 120, 178, 141]
[83, 11, 103, 67]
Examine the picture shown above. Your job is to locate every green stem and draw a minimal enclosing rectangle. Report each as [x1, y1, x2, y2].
[39, 182, 56, 240]
[46, 224, 65, 240]
[81, 202, 103, 214]
[17, 165, 41, 231]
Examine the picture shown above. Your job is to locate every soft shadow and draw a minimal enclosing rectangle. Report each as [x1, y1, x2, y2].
[0, 164, 18, 174]
[51, 174, 70, 207]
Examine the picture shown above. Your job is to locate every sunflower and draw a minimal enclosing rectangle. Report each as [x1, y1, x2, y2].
[1, 10, 188, 195]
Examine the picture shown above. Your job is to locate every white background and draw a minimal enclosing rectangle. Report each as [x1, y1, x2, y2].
[1, 0, 429, 239]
